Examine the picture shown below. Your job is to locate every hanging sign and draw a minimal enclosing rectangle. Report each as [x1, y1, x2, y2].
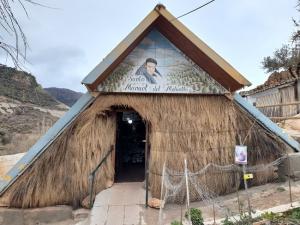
[235, 145, 247, 165]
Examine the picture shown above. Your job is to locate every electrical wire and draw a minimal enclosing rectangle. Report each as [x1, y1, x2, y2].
[173, 0, 216, 21]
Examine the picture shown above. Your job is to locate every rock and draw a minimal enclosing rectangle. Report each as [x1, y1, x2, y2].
[105, 180, 114, 189]
[81, 195, 93, 209]
[148, 198, 164, 209]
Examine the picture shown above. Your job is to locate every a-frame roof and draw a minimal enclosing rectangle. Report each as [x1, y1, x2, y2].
[82, 4, 251, 92]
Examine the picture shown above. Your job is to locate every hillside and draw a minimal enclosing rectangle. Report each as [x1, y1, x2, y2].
[44, 87, 83, 107]
[0, 65, 68, 155]
[0, 65, 60, 107]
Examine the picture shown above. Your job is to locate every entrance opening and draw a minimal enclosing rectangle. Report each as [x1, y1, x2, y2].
[115, 110, 146, 182]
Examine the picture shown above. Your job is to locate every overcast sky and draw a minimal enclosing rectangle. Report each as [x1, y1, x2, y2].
[0, 0, 298, 92]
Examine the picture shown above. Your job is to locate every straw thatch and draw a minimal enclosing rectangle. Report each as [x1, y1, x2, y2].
[1, 94, 289, 208]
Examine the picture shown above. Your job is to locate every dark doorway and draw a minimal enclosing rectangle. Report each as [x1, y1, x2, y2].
[115, 111, 146, 182]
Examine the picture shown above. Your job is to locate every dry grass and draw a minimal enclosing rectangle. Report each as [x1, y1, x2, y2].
[1, 94, 290, 208]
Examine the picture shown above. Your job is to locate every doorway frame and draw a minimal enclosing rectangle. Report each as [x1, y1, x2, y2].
[112, 107, 150, 207]
[112, 107, 150, 183]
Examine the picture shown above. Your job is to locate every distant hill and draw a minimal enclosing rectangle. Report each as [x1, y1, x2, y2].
[0, 65, 60, 107]
[44, 87, 83, 107]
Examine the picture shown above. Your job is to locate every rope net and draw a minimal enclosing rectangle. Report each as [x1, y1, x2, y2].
[158, 155, 288, 225]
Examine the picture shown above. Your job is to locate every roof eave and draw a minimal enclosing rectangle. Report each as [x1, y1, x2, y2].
[157, 7, 251, 88]
[81, 9, 160, 86]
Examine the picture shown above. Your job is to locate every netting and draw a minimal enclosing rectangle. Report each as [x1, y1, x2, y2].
[157, 155, 289, 225]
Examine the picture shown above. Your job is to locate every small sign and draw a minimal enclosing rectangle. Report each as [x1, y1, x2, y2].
[235, 145, 247, 165]
[243, 173, 253, 180]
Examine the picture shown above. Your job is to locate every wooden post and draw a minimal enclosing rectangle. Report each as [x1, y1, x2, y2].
[242, 165, 252, 220]
[287, 154, 293, 207]
[295, 80, 299, 114]
[145, 122, 150, 207]
[235, 170, 242, 217]
[158, 162, 166, 225]
[212, 201, 216, 225]
[184, 158, 191, 225]
[89, 174, 95, 208]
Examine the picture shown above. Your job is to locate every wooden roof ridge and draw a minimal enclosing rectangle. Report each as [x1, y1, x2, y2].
[81, 4, 251, 92]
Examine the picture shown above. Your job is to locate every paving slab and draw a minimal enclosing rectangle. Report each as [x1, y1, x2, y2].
[124, 205, 143, 225]
[89, 205, 108, 225]
[106, 205, 124, 225]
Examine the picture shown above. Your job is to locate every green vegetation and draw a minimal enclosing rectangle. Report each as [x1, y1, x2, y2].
[261, 211, 282, 223]
[0, 128, 11, 145]
[290, 207, 300, 220]
[170, 220, 182, 225]
[0, 65, 58, 107]
[276, 187, 286, 192]
[258, 208, 300, 224]
[221, 216, 235, 225]
[221, 214, 252, 225]
[185, 208, 204, 225]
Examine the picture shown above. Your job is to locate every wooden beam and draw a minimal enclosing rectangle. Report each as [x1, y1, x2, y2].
[270, 116, 300, 121]
[257, 101, 300, 108]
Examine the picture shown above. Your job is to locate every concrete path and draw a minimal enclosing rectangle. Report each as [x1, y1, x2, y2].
[88, 182, 159, 225]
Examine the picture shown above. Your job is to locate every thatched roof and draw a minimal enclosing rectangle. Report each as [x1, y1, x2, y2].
[0, 94, 296, 207]
[0, 93, 298, 205]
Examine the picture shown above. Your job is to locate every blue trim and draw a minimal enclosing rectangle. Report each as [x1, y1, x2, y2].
[234, 93, 300, 152]
[0, 93, 95, 194]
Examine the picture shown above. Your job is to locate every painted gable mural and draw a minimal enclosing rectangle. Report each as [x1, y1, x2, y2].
[97, 29, 228, 94]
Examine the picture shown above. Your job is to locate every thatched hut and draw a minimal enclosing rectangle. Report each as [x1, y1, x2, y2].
[0, 5, 299, 208]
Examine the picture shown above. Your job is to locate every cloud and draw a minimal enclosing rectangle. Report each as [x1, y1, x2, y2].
[26, 45, 87, 92]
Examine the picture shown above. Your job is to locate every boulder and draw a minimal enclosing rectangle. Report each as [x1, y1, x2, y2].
[81, 195, 93, 209]
[148, 198, 164, 209]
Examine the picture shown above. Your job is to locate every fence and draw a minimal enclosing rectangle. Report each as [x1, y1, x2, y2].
[256, 102, 300, 121]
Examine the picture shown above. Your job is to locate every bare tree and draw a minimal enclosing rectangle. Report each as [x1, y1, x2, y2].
[0, 0, 46, 67]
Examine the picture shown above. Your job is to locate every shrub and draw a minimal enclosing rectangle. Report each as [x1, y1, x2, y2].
[170, 220, 182, 225]
[276, 187, 286, 192]
[290, 208, 300, 220]
[261, 211, 282, 223]
[1, 134, 11, 145]
[221, 214, 252, 225]
[185, 208, 204, 225]
[221, 216, 235, 225]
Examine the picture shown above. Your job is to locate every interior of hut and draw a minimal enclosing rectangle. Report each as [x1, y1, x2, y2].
[115, 110, 146, 182]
